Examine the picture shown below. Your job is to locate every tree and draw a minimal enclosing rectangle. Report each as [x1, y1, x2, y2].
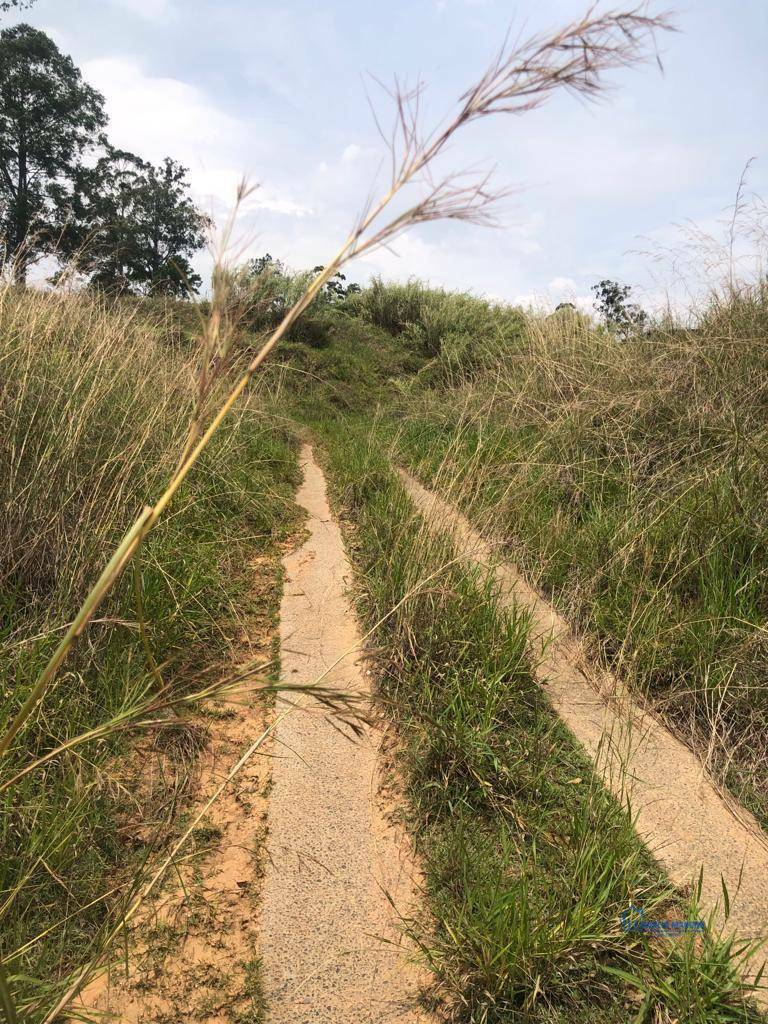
[591, 279, 648, 337]
[249, 252, 283, 277]
[67, 149, 209, 297]
[65, 147, 145, 294]
[0, 24, 106, 281]
[134, 157, 209, 296]
[238, 254, 294, 329]
[311, 264, 361, 300]
[0, 1, 37, 15]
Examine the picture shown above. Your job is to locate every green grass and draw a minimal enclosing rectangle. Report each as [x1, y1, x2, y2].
[0, 284, 300, 1020]
[349, 275, 525, 365]
[312, 414, 764, 1023]
[380, 283, 768, 830]
[234, 953, 267, 1024]
[6, 259, 766, 1022]
[266, 308, 427, 417]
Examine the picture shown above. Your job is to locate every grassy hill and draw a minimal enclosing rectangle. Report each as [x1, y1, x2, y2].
[286, 276, 768, 830]
[3, 270, 767, 1022]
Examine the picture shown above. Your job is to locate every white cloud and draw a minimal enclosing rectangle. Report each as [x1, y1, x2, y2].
[342, 144, 362, 162]
[83, 56, 240, 168]
[82, 56, 308, 223]
[436, 0, 492, 8]
[110, 0, 176, 21]
[513, 276, 593, 314]
[549, 276, 578, 293]
[243, 186, 312, 218]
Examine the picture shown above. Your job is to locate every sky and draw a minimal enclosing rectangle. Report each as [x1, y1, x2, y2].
[17, 0, 768, 311]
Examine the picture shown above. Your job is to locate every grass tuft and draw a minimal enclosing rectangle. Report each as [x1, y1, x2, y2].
[0, 282, 299, 1020]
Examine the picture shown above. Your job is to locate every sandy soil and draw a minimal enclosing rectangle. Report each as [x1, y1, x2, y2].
[70, 559, 279, 1024]
[259, 446, 430, 1023]
[400, 469, 768, 960]
[72, 708, 272, 1024]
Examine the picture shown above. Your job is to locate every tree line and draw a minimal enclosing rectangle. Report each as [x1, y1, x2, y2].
[0, 17, 207, 295]
[1, 3, 649, 325]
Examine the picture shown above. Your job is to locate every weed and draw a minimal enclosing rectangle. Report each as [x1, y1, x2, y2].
[0, 285, 299, 1019]
[384, 277, 768, 828]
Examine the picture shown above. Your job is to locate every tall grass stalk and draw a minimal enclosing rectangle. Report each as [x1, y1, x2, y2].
[2, 8, 673, 1018]
[3, 4, 673, 756]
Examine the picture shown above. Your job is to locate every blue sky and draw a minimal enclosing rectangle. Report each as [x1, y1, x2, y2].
[21, 0, 768, 310]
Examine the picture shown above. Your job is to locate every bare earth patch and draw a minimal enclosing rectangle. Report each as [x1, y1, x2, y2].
[71, 555, 282, 1024]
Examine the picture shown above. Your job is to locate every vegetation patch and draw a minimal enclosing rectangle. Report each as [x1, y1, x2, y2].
[0, 284, 299, 1020]
[314, 417, 764, 1023]
[378, 281, 768, 829]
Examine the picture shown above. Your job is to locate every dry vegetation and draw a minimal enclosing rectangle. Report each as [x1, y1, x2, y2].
[0, 283, 299, 1020]
[376, 268, 768, 828]
[7, 6, 765, 1023]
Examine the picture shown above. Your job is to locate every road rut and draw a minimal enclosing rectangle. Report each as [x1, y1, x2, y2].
[260, 445, 429, 1023]
[400, 467, 768, 963]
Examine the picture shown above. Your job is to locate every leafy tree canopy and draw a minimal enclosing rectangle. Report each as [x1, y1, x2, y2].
[235, 255, 360, 335]
[591, 279, 648, 337]
[0, 1, 37, 14]
[244, 254, 360, 302]
[0, 23, 106, 279]
[66, 147, 209, 297]
[249, 252, 284, 277]
[311, 264, 361, 301]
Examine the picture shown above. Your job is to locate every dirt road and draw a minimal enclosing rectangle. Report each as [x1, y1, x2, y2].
[260, 446, 429, 1023]
[400, 468, 768, 963]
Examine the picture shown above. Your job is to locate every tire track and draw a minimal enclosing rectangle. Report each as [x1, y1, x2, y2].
[400, 466, 768, 972]
[260, 445, 429, 1023]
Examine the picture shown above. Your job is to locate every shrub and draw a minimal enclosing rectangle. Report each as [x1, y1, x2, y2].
[351, 276, 525, 362]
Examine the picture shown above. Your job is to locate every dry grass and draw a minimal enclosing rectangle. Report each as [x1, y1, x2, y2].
[1, 7, 676, 1018]
[0, 280, 300, 1022]
[1, 287, 197, 605]
[388, 274, 768, 827]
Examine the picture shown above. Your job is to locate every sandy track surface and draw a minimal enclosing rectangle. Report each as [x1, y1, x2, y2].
[70, 552, 284, 1024]
[400, 468, 768, 958]
[260, 446, 429, 1023]
[72, 684, 272, 1023]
